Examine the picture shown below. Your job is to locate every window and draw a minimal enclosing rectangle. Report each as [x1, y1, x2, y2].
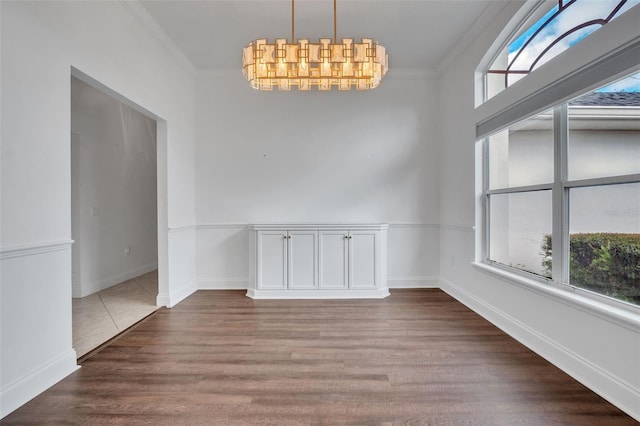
[486, 0, 640, 99]
[483, 73, 640, 307]
[486, 109, 554, 277]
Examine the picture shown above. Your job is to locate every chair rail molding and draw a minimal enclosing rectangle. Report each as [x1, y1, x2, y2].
[0, 240, 74, 260]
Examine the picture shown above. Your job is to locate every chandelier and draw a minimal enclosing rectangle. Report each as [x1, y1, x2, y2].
[242, 0, 388, 91]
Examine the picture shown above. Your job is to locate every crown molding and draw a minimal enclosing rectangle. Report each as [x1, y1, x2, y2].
[437, 0, 519, 77]
[119, 0, 197, 77]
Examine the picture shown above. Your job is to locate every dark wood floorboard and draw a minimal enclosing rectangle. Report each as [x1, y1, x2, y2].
[2, 289, 636, 425]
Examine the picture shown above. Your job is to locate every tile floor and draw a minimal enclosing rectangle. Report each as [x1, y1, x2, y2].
[72, 270, 158, 358]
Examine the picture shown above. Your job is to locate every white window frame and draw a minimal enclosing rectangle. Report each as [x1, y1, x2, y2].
[475, 3, 640, 315]
[482, 102, 640, 310]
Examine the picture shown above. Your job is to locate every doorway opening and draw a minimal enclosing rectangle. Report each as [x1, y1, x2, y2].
[70, 75, 159, 358]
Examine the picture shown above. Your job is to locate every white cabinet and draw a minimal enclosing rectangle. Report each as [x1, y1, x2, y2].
[318, 230, 378, 290]
[318, 231, 348, 289]
[287, 230, 318, 290]
[249, 224, 388, 299]
[256, 231, 288, 289]
[348, 230, 377, 289]
[256, 230, 317, 290]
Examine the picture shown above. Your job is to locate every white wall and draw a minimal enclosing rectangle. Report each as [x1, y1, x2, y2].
[0, 1, 196, 418]
[437, 1, 640, 421]
[194, 70, 441, 289]
[71, 77, 158, 298]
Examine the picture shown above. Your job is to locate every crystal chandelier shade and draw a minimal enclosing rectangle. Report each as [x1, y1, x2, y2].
[242, 1, 388, 91]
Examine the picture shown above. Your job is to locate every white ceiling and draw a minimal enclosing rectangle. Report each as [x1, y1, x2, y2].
[139, 0, 495, 70]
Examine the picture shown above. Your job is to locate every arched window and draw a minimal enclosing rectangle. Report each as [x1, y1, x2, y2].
[486, 0, 639, 99]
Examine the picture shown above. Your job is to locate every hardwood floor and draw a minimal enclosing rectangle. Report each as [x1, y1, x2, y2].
[2, 289, 635, 425]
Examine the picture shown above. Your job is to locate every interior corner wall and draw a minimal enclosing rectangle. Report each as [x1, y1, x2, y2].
[0, 1, 196, 418]
[436, 2, 640, 420]
[194, 70, 441, 290]
[70, 77, 158, 298]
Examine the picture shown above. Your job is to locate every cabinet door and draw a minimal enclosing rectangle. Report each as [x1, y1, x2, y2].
[349, 231, 377, 289]
[318, 231, 348, 289]
[257, 231, 287, 289]
[288, 231, 318, 289]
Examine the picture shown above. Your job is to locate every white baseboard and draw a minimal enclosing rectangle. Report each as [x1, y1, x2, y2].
[0, 350, 79, 419]
[76, 262, 158, 298]
[388, 276, 439, 288]
[439, 277, 640, 422]
[157, 280, 196, 308]
[156, 292, 171, 307]
[246, 288, 390, 299]
[198, 278, 248, 290]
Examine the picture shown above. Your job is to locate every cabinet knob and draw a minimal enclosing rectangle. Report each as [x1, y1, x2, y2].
[349, 236, 352, 240]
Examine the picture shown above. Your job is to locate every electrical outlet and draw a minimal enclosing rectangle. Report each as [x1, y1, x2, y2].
[124, 246, 131, 256]
[90, 207, 99, 216]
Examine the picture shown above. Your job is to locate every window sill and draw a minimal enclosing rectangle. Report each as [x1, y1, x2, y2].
[472, 261, 640, 332]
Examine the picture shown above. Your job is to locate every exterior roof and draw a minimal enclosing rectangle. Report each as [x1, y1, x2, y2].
[570, 92, 640, 106]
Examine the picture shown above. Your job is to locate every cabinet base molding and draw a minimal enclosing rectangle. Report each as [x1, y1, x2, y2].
[246, 288, 390, 300]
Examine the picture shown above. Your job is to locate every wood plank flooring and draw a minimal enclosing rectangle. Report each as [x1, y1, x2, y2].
[2, 289, 635, 425]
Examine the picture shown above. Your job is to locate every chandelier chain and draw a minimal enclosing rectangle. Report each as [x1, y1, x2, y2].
[334, 0, 337, 43]
[291, 0, 295, 42]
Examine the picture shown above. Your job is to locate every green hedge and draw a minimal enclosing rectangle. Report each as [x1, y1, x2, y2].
[541, 233, 640, 305]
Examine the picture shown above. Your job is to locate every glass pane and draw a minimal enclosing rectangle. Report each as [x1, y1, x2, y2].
[569, 183, 640, 306]
[507, 1, 639, 73]
[486, 0, 640, 98]
[488, 109, 554, 189]
[568, 74, 640, 180]
[489, 190, 552, 277]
